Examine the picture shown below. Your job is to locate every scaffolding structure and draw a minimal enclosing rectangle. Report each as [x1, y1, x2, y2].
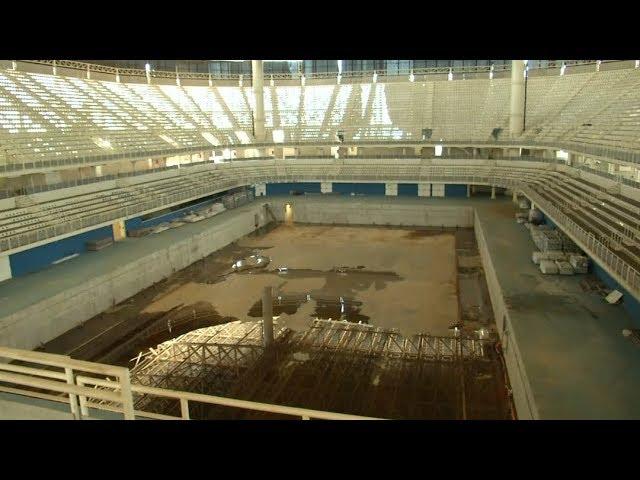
[126, 320, 512, 420]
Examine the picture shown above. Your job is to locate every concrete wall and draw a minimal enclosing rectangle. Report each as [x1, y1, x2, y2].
[473, 211, 538, 420]
[0, 204, 269, 352]
[267, 197, 474, 228]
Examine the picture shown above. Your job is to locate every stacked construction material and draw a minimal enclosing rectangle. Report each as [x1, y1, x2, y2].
[569, 254, 589, 274]
[531, 226, 563, 251]
[539, 260, 559, 274]
[555, 260, 575, 275]
[86, 237, 113, 251]
[532, 250, 566, 265]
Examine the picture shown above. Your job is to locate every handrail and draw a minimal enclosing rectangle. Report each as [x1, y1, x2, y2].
[1, 137, 639, 177]
[0, 345, 134, 419]
[0, 345, 381, 420]
[2, 146, 638, 199]
[76, 376, 380, 420]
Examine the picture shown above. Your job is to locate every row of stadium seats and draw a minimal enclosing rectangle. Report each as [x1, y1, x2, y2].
[2, 159, 637, 255]
[1, 67, 640, 167]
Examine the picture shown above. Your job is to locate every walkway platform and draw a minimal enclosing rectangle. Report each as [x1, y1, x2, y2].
[0, 206, 254, 320]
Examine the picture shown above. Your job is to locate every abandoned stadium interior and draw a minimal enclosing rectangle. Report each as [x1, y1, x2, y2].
[1, 59, 640, 420]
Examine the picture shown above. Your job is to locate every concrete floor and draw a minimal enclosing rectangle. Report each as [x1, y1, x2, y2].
[142, 224, 460, 336]
[474, 198, 640, 419]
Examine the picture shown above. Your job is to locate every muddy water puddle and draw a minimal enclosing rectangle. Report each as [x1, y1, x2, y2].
[245, 266, 402, 324]
[248, 293, 370, 323]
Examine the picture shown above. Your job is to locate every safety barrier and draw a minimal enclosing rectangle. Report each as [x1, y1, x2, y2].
[0, 346, 380, 420]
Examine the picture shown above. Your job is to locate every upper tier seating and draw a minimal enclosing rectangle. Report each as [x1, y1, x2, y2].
[2, 67, 640, 168]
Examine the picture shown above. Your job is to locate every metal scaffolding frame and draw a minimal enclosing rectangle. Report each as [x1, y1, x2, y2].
[128, 319, 511, 420]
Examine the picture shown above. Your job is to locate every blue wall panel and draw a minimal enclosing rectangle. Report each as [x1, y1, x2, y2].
[9, 225, 114, 277]
[332, 183, 385, 196]
[592, 263, 640, 326]
[398, 183, 418, 197]
[445, 184, 467, 197]
[265, 182, 321, 196]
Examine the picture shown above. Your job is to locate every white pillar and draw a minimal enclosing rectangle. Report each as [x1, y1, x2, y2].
[491, 186, 496, 199]
[255, 183, 266, 196]
[418, 183, 431, 197]
[466, 184, 471, 198]
[509, 60, 526, 137]
[512, 190, 518, 203]
[0, 254, 12, 283]
[385, 182, 398, 196]
[251, 60, 266, 142]
[321, 182, 332, 194]
[262, 286, 274, 348]
[112, 220, 126, 241]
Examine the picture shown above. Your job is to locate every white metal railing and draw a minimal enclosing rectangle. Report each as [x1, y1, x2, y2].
[0, 346, 381, 420]
[0, 345, 134, 419]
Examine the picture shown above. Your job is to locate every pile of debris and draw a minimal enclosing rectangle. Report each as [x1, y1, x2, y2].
[126, 201, 227, 238]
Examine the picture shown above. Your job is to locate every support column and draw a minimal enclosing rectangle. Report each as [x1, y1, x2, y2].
[251, 60, 266, 142]
[0, 254, 12, 283]
[112, 220, 126, 241]
[385, 182, 398, 196]
[491, 186, 496, 199]
[418, 183, 431, 197]
[262, 286, 274, 348]
[321, 182, 332, 194]
[255, 183, 266, 196]
[466, 184, 471, 198]
[512, 190, 518, 203]
[509, 60, 526, 137]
